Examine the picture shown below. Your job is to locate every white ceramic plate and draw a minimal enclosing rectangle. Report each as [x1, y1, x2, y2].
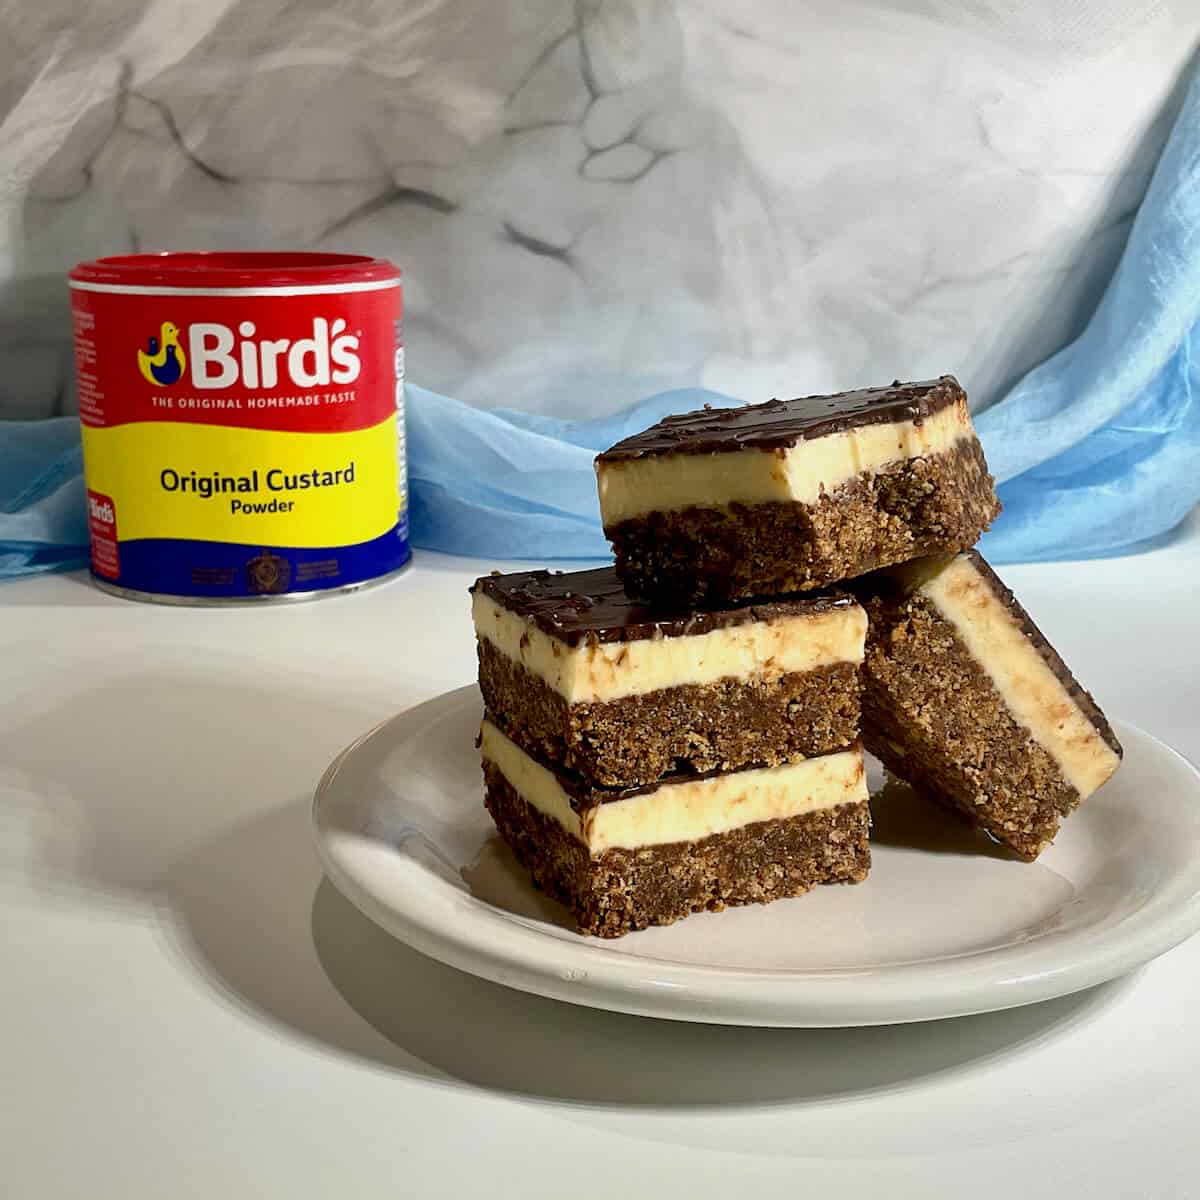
[312, 685, 1200, 1027]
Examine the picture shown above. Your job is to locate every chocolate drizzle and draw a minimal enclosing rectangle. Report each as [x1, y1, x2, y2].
[596, 376, 966, 462]
[472, 565, 856, 647]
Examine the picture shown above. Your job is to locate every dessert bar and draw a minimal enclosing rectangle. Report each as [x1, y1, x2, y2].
[857, 550, 1122, 858]
[473, 566, 866, 788]
[596, 376, 1000, 604]
[480, 718, 871, 937]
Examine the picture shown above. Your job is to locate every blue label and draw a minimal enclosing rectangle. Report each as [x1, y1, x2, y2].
[101, 525, 411, 598]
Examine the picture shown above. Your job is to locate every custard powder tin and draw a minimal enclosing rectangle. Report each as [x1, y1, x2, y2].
[68, 252, 409, 602]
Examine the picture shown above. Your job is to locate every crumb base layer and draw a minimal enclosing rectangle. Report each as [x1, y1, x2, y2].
[483, 763, 871, 937]
[478, 639, 861, 787]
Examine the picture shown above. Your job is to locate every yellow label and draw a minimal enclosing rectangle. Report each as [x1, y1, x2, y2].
[80, 417, 399, 548]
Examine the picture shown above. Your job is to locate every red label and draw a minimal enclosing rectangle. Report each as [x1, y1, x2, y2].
[87, 489, 120, 579]
[70, 286, 401, 435]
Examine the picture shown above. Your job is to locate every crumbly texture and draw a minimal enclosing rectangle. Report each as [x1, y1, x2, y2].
[478, 638, 861, 787]
[483, 762, 871, 937]
[607, 439, 1000, 604]
[861, 592, 1086, 859]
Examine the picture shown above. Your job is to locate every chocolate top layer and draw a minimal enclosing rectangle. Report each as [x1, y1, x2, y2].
[596, 375, 966, 462]
[856, 550, 1122, 759]
[483, 711, 860, 811]
[472, 565, 857, 647]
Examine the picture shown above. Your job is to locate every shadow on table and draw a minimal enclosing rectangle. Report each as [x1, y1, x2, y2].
[0, 667, 385, 907]
[868, 776, 1020, 860]
[310, 879, 1134, 1108]
[162, 792, 1134, 1111]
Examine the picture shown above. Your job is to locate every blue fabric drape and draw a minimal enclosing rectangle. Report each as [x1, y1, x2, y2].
[4, 69, 1199, 577]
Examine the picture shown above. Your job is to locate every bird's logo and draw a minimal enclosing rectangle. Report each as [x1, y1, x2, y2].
[137, 321, 187, 387]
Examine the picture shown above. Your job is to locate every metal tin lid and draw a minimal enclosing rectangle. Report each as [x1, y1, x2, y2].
[69, 251, 400, 291]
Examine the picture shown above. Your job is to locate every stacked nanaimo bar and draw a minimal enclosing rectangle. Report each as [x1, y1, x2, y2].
[853, 550, 1122, 859]
[472, 567, 870, 937]
[596, 375, 1000, 604]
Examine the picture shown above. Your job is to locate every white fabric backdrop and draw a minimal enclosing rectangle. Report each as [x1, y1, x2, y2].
[1, 0, 1196, 419]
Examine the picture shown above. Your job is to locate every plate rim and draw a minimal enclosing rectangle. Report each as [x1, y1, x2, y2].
[312, 684, 1200, 1027]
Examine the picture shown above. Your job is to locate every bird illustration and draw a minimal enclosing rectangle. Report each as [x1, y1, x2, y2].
[137, 321, 186, 386]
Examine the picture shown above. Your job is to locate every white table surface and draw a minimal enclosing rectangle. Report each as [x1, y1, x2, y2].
[3, 519, 1199, 1199]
